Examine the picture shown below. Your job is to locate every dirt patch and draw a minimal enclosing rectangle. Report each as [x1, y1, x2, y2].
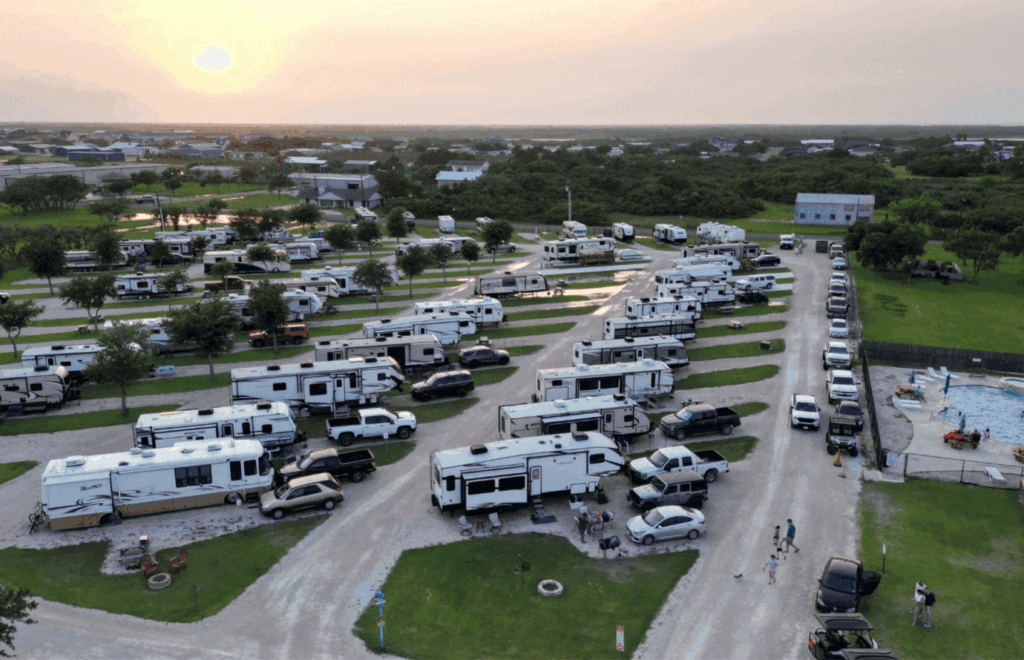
[860, 482, 901, 527]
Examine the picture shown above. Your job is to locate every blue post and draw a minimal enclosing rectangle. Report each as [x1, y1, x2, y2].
[375, 590, 386, 650]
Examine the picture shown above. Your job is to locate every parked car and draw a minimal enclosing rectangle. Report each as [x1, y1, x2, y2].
[277, 448, 377, 483]
[791, 394, 821, 430]
[259, 473, 345, 519]
[826, 296, 849, 319]
[815, 555, 881, 613]
[486, 243, 517, 254]
[826, 283, 847, 299]
[827, 370, 859, 404]
[627, 471, 709, 511]
[828, 319, 849, 339]
[410, 369, 475, 401]
[458, 345, 510, 368]
[830, 273, 848, 287]
[832, 257, 847, 271]
[754, 254, 781, 268]
[737, 290, 769, 305]
[823, 341, 852, 370]
[835, 401, 864, 431]
[735, 274, 777, 291]
[626, 505, 705, 545]
[617, 249, 646, 262]
[807, 613, 883, 660]
[826, 415, 860, 457]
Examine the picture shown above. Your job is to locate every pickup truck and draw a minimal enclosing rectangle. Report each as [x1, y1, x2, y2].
[626, 445, 729, 483]
[276, 447, 376, 484]
[325, 407, 417, 446]
[826, 296, 849, 319]
[627, 471, 709, 510]
[822, 341, 852, 370]
[203, 275, 254, 296]
[248, 323, 309, 348]
[659, 403, 741, 440]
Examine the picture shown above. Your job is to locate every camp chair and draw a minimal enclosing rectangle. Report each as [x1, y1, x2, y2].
[457, 516, 474, 537]
[169, 548, 189, 573]
[926, 367, 940, 379]
[141, 555, 160, 577]
[488, 512, 502, 533]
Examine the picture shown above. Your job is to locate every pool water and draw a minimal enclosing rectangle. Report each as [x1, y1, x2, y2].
[938, 385, 1024, 446]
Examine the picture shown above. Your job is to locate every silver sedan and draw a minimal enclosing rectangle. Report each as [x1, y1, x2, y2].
[626, 505, 706, 545]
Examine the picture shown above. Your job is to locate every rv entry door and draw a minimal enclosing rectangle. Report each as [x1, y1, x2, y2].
[530, 466, 542, 495]
[305, 378, 334, 407]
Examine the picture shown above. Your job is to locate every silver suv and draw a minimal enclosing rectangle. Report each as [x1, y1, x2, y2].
[259, 473, 344, 519]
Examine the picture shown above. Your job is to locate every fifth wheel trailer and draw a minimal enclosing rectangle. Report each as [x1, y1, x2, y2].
[362, 312, 476, 346]
[603, 314, 697, 341]
[474, 271, 548, 298]
[572, 337, 689, 368]
[0, 365, 79, 414]
[414, 297, 505, 325]
[133, 401, 303, 452]
[624, 297, 702, 318]
[314, 335, 447, 373]
[533, 360, 673, 402]
[498, 394, 652, 444]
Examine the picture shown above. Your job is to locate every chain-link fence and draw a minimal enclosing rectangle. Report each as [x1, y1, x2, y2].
[892, 452, 1024, 490]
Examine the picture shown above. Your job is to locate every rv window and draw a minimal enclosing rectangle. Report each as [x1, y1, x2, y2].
[599, 376, 620, 389]
[138, 281, 149, 288]
[259, 424, 270, 434]
[222, 425, 233, 436]
[651, 374, 657, 387]
[419, 328, 426, 334]
[29, 383, 42, 392]
[377, 373, 386, 381]
[230, 461, 242, 481]
[604, 412, 613, 425]
[467, 480, 496, 495]
[576, 419, 600, 432]
[624, 415, 635, 424]
[309, 383, 328, 396]
[500, 415, 506, 434]
[175, 464, 213, 487]
[151, 329, 160, 335]
[423, 348, 434, 356]
[244, 460, 257, 477]
[589, 453, 605, 465]
[273, 382, 287, 391]
[138, 435, 153, 448]
[445, 475, 456, 491]
[551, 379, 563, 387]
[546, 422, 571, 434]
[60, 361, 71, 367]
[498, 476, 526, 491]
[579, 378, 600, 392]
[459, 321, 469, 328]
[666, 349, 676, 356]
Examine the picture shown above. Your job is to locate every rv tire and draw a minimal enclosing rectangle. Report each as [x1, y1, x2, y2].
[338, 433, 354, 447]
[849, 446, 859, 457]
[350, 471, 364, 483]
[99, 514, 113, 527]
[226, 492, 242, 505]
[704, 469, 718, 483]
[252, 339, 265, 348]
[272, 509, 284, 520]
[298, 406, 314, 419]
[272, 267, 280, 273]
[397, 427, 411, 440]
[323, 499, 336, 510]
[292, 337, 304, 345]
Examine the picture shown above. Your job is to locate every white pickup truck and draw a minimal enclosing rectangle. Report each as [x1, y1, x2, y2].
[626, 445, 729, 484]
[325, 408, 417, 446]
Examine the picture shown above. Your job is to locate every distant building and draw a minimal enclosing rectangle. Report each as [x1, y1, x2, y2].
[446, 160, 489, 173]
[284, 156, 328, 169]
[191, 165, 240, 179]
[794, 193, 875, 226]
[288, 173, 382, 209]
[68, 151, 125, 162]
[343, 160, 378, 171]
[436, 171, 483, 188]
[800, 139, 835, 146]
[166, 143, 222, 160]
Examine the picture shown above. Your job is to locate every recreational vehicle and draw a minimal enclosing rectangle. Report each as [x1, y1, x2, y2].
[437, 215, 455, 233]
[265, 242, 320, 262]
[653, 266, 733, 285]
[362, 312, 477, 346]
[300, 266, 400, 295]
[474, 271, 548, 298]
[120, 238, 192, 262]
[624, 297, 702, 318]
[203, 249, 291, 274]
[354, 207, 379, 222]
[20, 344, 112, 383]
[542, 237, 615, 264]
[230, 357, 405, 415]
[65, 250, 128, 272]
[572, 336, 689, 368]
[612, 222, 635, 242]
[561, 220, 588, 239]
[104, 317, 171, 347]
[314, 335, 447, 373]
[671, 255, 742, 271]
[134, 401, 302, 452]
[276, 278, 342, 300]
[696, 222, 746, 244]
[603, 314, 697, 341]
[155, 229, 235, 247]
[114, 273, 193, 299]
[680, 242, 762, 260]
[655, 282, 736, 306]
[0, 365, 79, 414]
[498, 393, 652, 443]
[652, 225, 688, 244]
[41, 439, 273, 530]
[395, 238, 454, 256]
[223, 290, 324, 324]
[414, 297, 505, 325]
[429, 432, 623, 513]
[533, 360, 673, 402]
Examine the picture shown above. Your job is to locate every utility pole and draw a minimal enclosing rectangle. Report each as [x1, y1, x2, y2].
[566, 184, 572, 223]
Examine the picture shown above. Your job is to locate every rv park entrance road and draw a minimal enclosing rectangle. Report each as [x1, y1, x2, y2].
[12, 240, 862, 660]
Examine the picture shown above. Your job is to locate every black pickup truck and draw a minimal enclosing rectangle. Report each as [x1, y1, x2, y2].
[659, 403, 741, 440]
[276, 447, 376, 484]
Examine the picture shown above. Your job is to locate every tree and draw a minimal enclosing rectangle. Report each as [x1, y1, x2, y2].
[288, 204, 323, 233]
[324, 224, 355, 264]
[944, 228, 1002, 284]
[22, 229, 68, 294]
[258, 208, 286, 236]
[229, 212, 261, 243]
[353, 259, 392, 311]
[165, 298, 239, 380]
[1002, 225, 1024, 261]
[83, 321, 153, 418]
[355, 219, 383, 256]
[268, 174, 291, 197]
[59, 274, 116, 331]
[397, 245, 433, 297]
[239, 166, 258, 184]
[247, 280, 289, 349]
[201, 172, 226, 191]
[890, 194, 943, 226]
[158, 267, 190, 296]
[86, 199, 130, 223]
[164, 176, 184, 196]
[134, 170, 159, 190]
[856, 224, 927, 272]
[0, 583, 37, 658]
[430, 242, 451, 283]
[461, 239, 480, 275]
[147, 239, 174, 268]
[246, 243, 279, 273]
[90, 227, 123, 270]
[0, 301, 43, 358]
[163, 204, 187, 231]
[106, 179, 134, 198]
[482, 219, 514, 263]
[210, 259, 236, 288]
[385, 208, 408, 240]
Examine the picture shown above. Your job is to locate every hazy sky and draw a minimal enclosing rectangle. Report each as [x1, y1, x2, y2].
[1, 0, 1021, 125]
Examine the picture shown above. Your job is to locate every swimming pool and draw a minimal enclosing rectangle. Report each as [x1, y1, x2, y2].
[938, 385, 1024, 446]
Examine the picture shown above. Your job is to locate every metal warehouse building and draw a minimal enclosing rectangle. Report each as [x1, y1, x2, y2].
[793, 193, 875, 226]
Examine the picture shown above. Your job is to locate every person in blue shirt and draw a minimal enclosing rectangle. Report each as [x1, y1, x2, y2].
[782, 519, 800, 553]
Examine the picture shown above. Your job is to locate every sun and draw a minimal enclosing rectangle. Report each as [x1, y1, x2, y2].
[194, 45, 233, 73]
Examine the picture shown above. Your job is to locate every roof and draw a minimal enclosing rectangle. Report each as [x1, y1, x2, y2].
[315, 334, 442, 350]
[433, 432, 617, 469]
[363, 311, 474, 329]
[436, 171, 483, 182]
[538, 360, 667, 379]
[606, 313, 698, 324]
[575, 336, 683, 349]
[1, 365, 66, 379]
[136, 402, 290, 428]
[21, 344, 100, 357]
[42, 440, 265, 482]
[795, 193, 875, 205]
[285, 157, 328, 165]
[231, 356, 399, 379]
[446, 160, 487, 166]
[501, 394, 637, 417]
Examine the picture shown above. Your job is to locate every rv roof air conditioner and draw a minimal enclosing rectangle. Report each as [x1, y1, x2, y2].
[51, 345, 65, 351]
[613, 393, 626, 401]
[469, 444, 488, 455]
[572, 433, 589, 442]
[65, 456, 87, 467]
[207, 443, 222, 451]
[198, 409, 214, 416]
[266, 365, 282, 371]
[299, 362, 314, 368]
[381, 319, 392, 324]
[129, 448, 143, 455]
[256, 401, 272, 410]
[181, 447, 193, 454]
[142, 450, 156, 458]
[554, 400, 567, 408]
[33, 366, 49, 372]
[581, 340, 592, 346]
[578, 364, 590, 372]
[118, 461, 129, 466]
[643, 359, 656, 366]
[317, 340, 331, 346]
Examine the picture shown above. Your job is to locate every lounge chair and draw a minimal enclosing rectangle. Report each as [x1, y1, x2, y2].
[940, 366, 961, 379]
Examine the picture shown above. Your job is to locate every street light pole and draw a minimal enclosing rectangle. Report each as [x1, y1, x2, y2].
[566, 185, 572, 223]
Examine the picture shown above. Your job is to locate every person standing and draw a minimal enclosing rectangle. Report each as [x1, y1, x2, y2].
[913, 589, 927, 626]
[764, 555, 779, 584]
[923, 588, 936, 628]
[783, 519, 800, 553]
[772, 525, 785, 559]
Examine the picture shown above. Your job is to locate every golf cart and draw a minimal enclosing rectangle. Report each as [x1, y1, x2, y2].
[825, 415, 860, 457]
[737, 290, 769, 305]
[807, 613, 882, 660]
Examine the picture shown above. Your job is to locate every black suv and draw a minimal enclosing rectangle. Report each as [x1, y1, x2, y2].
[836, 401, 864, 431]
[458, 345, 510, 368]
[815, 556, 881, 613]
[410, 370, 475, 401]
[754, 254, 781, 268]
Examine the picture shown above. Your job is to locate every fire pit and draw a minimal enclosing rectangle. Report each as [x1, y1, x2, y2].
[148, 573, 172, 590]
[537, 579, 564, 597]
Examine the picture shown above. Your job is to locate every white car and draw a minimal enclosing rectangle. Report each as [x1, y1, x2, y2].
[830, 273, 848, 287]
[790, 394, 821, 430]
[832, 257, 847, 271]
[626, 505, 706, 545]
[827, 369, 859, 404]
[735, 274, 777, 291]
[617, 249, 646, 262]
[829, 319, 849, 338]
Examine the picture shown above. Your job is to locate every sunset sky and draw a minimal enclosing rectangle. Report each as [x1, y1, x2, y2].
[1, 0, 1020, 125]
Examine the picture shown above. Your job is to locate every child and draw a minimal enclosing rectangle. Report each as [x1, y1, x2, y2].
[764, 555, 779, 584]
[772, 525, 785, 559]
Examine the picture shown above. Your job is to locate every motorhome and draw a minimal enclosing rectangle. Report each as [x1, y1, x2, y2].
[442, 236, 477, 253]
[437, 215, 455, 233]
[265, 242, 320, 262]
[680, 242, 762, 260]
[362, 312, 477, 346]
[561, 220, 588, 239]
[654, 282, 736, 306]
[612, 222, 635, 242]
[314, 335, 447, 373]
[696, 222, 746, 244]
[230, 357, 405, 415]
[155, 228, 235, 247]
[276, 277, 342, 300]
[429, 432, 623, 513]
[223, 290, 324, 324]
[474, 271, 548, 298]
[0, 365, 78, 414]
[300, 266, 400, 295]
[671, 255, 742, 271]
[414, 297, 505, 325]
[533, 360, 673, 402]
[354, 207, 379, 221]
[65, 250, 128, 272]
[104, 317, 172, 348]
[572, 336, 689, 368]
[114, 273, 193, 299]
[624, 297, 702, 318]
[120, 238, 192, 262]
[133, 401, 302, 452]
[653, 266, 733, 285]
[541, 237, 615, 263]
[395, 238, 454, 256]
[41, 439, 273, 530]
[203, 249, 291, 274]
[652, 225, 688, 244]
[497, 393, 651, 443]
[603, 314, 697, 341]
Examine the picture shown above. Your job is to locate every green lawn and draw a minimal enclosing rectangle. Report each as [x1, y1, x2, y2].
[0, 461, 38, 486]
[0, 517, 323, 623]
[462, 322, 576, 343]
[703, 304, 789, 319]
[860, 480, 1024, 659]
[855, 245, 1024, 352]
[687, 339, 786, 361]
[502, 295, 589, 307]
[405, 397, 479, 424]
[222, 193, 295, 210]
[354, 534, 697, 659]
[505, 345, 543, 357]
[471, 366, 518, 387]
[676, 365, 780, 389]
[506, 305, 598, 322]
[633, 237, 679, 251]
[151, 346, 309, 368]
[0, 405, 179, 436]
[80, 373, 228, 400]
[699, 320, 787, 338]
[732, 401, 769, 417]
[133, 181, 263, 197]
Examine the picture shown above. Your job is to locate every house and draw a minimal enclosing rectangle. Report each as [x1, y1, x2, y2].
[20, 144, 57, 156]
[801, 139, 835, 147]
[343, 160, 378, 170]
[794, 193, 875, 226]
[284, 156, 328, 170]
[436, 171, 483, 188]
[68, 151, 125, 162]
[445, 160, 489, 173]
[166, 143, 222, 160]
[289, 173, 383, 209]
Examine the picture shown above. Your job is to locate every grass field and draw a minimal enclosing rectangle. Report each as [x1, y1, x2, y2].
[0, 404, 179, 436]
[404, 397, 479, 424]
[81, 373, 227, 400]
[131, 182, 263, 197]
[506, 305, 598, 322]
[675, 364, 780, 389]
[0, 516, 323, 623]
[699, 320, 787, 338]
[222, 193, 295, 210]
[471, 366, 518, 387]
[502, 295, 589, 307]
[687, 339, 786, 361]
[859, 480, 1024, 659]
[669, 435, 759, 462]
[0, 461, 38, 486]
[354, 534, 697, 659]
[505, 345, 543, 357]
[855, 245, 1024, 352]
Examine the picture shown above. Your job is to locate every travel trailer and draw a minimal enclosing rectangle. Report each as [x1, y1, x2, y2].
[223, 290, 324, 324]
[120, 238, 192, 262]
[652, 225, 688, 244]
[265, 242, 320, 262]
[572, 336, 689, 368]
[230, 357, 405, 415]
[542, 237, 615, 264]
[429, 432, 623, 513]
[612, 222, 635, 242]
[103, 318, 178, 353]
[276, 277, 342, 300]
[314, 335, 447, 373]
[65, 250, 128, 272]
[695, 222, 746, 244]
[155, 228, 235, 247]
[395, 238, 455, 256]
[362, 312, 477, 346]
[300, 266, 400, 295]
[437, 215, 455, 233]
[0, 365, 79, 414]
[414, 297, 505, 325]
[474, 271, 548, 298]
[354, 207, 379, 221]
[133, 401, 302, 452]
[680, 242, 762, 260]
[654, 282, 736, 306]
[624, 297, 702, 318]
[41, 439, 273, 530]
[114, 273, 193, 299]
[561, 220, 588, 239]
[603, 314, 697, 341]
[19, 344, 139, 383]
[671, 255, 742, 271]
[653, 266, 733, 285]
[498, 394, 652, 443]
[533, 360, 673, 402]
[203, 249, 291, 274]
